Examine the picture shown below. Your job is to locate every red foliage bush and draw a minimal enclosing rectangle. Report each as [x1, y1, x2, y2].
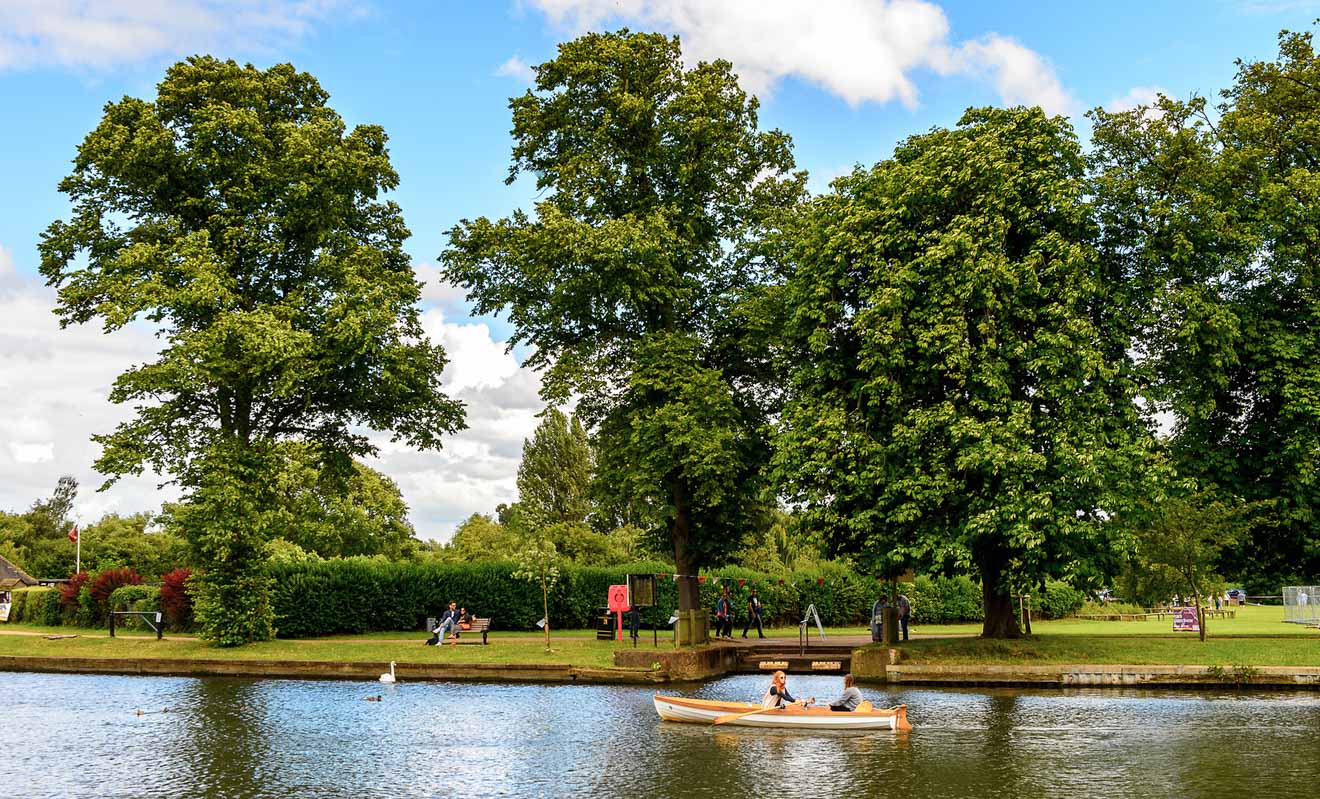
[59, 571, 90, 608]
[159, 568, 194, 627]
[90, 567, 143, 608]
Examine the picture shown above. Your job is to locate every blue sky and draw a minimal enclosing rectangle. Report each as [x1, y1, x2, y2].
[0, 0, 1315, 537]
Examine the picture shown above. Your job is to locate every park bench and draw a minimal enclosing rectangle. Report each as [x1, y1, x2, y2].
[449, 616, 492, 645]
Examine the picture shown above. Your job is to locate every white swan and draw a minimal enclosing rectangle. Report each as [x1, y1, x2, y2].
[379, 661, 397, 683]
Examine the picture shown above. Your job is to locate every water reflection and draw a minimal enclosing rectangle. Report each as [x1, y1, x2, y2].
[2, 671, 1319, 798]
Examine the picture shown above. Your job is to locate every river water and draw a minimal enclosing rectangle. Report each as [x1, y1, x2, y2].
[4, 671, 1319, 798]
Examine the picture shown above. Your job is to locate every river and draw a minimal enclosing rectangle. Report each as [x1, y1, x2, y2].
[4, 671, 1318, 798]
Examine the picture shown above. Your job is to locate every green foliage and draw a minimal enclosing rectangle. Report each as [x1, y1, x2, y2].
[1122, 493, 1247, 619]
[265, 559, 986, 638]
[264, 443, 419, 560]
[514, 539, 561, 649]
[776, 106, 1162, 638]
[108, 585, 162, 632]
[39, 56, 464, 644]
[442, 31, 805, 606]
[515, 409, 594, 529]
[40, 586, 62, 626]
[1088, 28, 1320, 590]
[1037, 580, 1088, 620]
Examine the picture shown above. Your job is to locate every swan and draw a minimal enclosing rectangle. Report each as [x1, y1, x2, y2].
[379, 661, 397, 683]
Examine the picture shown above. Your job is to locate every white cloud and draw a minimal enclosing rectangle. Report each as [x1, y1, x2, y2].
[523, 0, 1074, 114]
[496, 55, 536, 83]
[0, 0, 347, 71]
[412, 261, 469, 313]
[8, 442, 55, 464]
[1106, 85, 1167, 113]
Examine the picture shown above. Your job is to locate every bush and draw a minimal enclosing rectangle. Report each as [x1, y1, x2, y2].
[90, 568, 144, 609]
[159, 568, 194, 630]
[40, 586, 62, 626]
[265, 559, 987, 638]
[108, 584, 162, 632]
[8, 587, 29, 622]
[59, 572, 90, 609]
[1037, 580, 1087, 620]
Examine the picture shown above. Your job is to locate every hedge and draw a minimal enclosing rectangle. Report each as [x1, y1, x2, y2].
[107, 585, 162, 633]
[266, 559, 984, 638]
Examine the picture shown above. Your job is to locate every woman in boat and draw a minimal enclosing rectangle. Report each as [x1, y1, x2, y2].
[761, 670, 814, 709]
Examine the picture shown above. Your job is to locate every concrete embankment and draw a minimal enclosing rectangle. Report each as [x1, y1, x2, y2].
[851, 648, 1320, 688]
[0, 655, 668, 684]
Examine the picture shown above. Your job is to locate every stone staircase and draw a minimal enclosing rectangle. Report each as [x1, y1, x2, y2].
[733, 642, 856, 675]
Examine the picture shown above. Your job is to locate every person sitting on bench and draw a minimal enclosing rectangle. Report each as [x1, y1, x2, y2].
[827, 674, 863, 712]
[449, 605, 473, 645]
[430, 601, 460, 644]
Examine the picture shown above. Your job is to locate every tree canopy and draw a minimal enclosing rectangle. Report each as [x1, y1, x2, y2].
[1089, 29, 1320, 592]
[776, 107, 1161, 637]
[39, 57, 464, 643]
[442, 31, 804, 609]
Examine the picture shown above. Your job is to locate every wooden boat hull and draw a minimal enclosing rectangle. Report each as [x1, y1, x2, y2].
[653, 695, 911, 731]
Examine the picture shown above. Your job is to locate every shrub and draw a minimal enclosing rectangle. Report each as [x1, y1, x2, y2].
[108, 584, 162, 632]
[1037, 580, 1087, 620]
[75, 585, 99, 628]
[159, 568, 194, 630]
[40, 586, 62, 626]
[59, 572, 90, 609]
[8, 588, 28, 622]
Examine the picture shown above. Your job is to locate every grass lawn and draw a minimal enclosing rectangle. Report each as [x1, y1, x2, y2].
[0, 626, 675, 669]
[891, 635, 1320, 667]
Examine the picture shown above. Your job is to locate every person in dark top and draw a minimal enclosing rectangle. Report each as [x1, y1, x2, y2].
[828, 673, 864, 712]
[715, 587, 734, 639]
[761, 670, 814, 709]
[450, 605, 473, 645]
[431, 601, 460, 644]
[742, 588, 765, 639]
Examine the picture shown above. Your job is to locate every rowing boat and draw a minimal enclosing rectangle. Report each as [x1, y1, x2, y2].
[653, 695, 912, 731]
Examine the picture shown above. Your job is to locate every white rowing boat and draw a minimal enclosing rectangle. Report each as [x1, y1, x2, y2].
[653, 695, 912, 731]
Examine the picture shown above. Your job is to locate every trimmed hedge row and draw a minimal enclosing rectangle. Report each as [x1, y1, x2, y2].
[266, 559, 991, 638]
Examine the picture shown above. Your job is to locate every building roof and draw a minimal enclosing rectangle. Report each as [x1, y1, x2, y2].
[0, 554, 38, 588]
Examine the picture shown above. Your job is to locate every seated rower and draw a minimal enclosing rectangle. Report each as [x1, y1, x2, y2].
[761, 670, 814, 710]
[827, 673, 864, 712]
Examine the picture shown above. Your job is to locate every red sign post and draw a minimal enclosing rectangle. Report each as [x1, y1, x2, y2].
[608, 584, 630, 641]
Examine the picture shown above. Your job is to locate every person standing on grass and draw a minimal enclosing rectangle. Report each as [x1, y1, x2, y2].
[743, 588, 765, 639]
[896, 593, 912, 641]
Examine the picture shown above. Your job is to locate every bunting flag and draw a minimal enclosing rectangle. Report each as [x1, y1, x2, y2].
[67, 524, 79, 543]
[738, 578, 745, 586]
[698, 576, 707, 584]
[778, 579, 785, 585]
[817, 578, 825, 586]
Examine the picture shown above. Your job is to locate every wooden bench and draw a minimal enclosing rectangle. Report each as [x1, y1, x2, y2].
[445, 617, 492, 645]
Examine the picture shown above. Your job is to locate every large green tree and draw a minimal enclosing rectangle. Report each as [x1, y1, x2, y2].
[442, 31, 803, 611]
[1089, 29, 1320, 591]
[514, 408, 594, 529]
[776, 107, 1159, 637]
[39, 57, 464, 644]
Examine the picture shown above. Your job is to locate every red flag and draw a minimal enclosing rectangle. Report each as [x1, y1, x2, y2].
[658, 572, 667, 578]
[778, 579, 785, 585]
[67, 524, 79, 543]
[817, 578, 825, 586]
[738, 578, 745, 586]
[698, 576, 707, 584]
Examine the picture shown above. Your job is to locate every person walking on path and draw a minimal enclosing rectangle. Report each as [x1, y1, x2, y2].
[715, 587, 734, 639]
[742, 588, 765, 639]
[871, 595, 889, 642]
[896, 594, 911, 641]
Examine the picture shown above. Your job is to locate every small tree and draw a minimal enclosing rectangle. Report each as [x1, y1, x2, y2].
[513, 539, 560, 651]
[1131, 493, 1247, 641]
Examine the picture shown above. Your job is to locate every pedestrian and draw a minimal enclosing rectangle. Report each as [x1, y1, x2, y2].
[715, 587, 734, 639]
[896, 593, 911, 641]
[870, 595, 889, 642]
[742, 587, 765, 639]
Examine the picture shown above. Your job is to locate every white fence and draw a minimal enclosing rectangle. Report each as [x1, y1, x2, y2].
[1283, 586, 1320, 624]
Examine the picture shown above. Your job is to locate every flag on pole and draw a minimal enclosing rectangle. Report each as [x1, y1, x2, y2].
[67, 524, 79, 543]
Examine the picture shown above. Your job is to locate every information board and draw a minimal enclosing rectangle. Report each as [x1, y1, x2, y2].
[1173, 606, 1201, 632]
[627, 574, 656, 608]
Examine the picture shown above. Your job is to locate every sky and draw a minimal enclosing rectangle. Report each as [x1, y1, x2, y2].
[0, 0, 1316, 539]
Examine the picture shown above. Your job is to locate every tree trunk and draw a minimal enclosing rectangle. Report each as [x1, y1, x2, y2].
[672, 477, 700, 612]
[980, 557, 1022, 639]
[542, 580, 550, 651]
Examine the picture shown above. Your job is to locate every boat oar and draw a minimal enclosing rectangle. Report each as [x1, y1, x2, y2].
[712, 700, 805, 726]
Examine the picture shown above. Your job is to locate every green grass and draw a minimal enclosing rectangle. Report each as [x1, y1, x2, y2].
[890, 635, 1320, 667]
[0, 629, 678, 669]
